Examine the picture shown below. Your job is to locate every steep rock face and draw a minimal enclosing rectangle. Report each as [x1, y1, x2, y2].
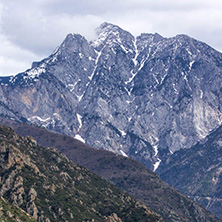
[157, 125, 222, 219]
[0, 23, 222, 170]
[0, 124, 163, 222]
[1, 118, 221, 222]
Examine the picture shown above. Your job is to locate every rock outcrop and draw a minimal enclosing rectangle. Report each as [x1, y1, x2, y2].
[0, 124, 163, 222]
[158, 125, 222, 219]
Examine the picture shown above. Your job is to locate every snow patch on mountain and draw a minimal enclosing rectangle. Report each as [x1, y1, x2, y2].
[25, 64, 46, 79]
[153, 158, 161, 172]
[120, 150, 128, 157]
[28, 115, 51, 123]
[77, 114, 83, 131]
[76, 94, 84, 102]
[74, 134, 85, 143]
[189, 61, 195, 71]
[119, 129, 126, 137]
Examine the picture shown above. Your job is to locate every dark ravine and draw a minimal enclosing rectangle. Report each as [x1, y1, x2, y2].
[1, 117, 221, 222]
[0, 23, 221, 171]
[157, 125, 222, 219]
[0, 124, 163, 222]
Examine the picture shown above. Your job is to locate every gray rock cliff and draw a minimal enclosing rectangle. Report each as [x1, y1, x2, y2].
[0, 23, 221, 170]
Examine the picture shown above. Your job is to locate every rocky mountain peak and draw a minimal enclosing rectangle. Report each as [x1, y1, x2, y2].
[59, 33, 88, 53]
[0, 23, 221, 172]
[97, 22, 121, 33]
[95, 22, 128, 38]
[137, 33, 164, 45]
[92, 22, 135, 51]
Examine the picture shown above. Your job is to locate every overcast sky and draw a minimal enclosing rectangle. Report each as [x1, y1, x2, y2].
[0, 0, 221, 76]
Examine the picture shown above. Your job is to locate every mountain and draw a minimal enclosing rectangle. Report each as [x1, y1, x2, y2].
[157, 125, 222, 219]
[1, 117, 221, 222]
[0, 22, 221, 171]
[0, 124, 163, 222]
[0, 196, 35, 222]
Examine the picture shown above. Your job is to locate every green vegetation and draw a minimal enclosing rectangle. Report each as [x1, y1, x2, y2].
[0, 124, 163, 222]
[2, 119, 221, 222]
[0, 197, 35, 222]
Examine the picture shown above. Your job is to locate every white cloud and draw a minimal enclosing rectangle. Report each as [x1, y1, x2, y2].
[1, 1, 102, 54]
[0, 0, 222, 76]
[0, 33, 42, 76]
[0, 56, 30, 76]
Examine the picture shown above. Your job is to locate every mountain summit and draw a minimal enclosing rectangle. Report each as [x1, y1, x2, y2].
[0, 23, 221, 171]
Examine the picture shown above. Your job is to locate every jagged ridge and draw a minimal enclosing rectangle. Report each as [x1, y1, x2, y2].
[0, 23, 221, 172]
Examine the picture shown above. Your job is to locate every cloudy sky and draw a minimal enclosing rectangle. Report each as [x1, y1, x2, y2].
[0, 0, 221, 76]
